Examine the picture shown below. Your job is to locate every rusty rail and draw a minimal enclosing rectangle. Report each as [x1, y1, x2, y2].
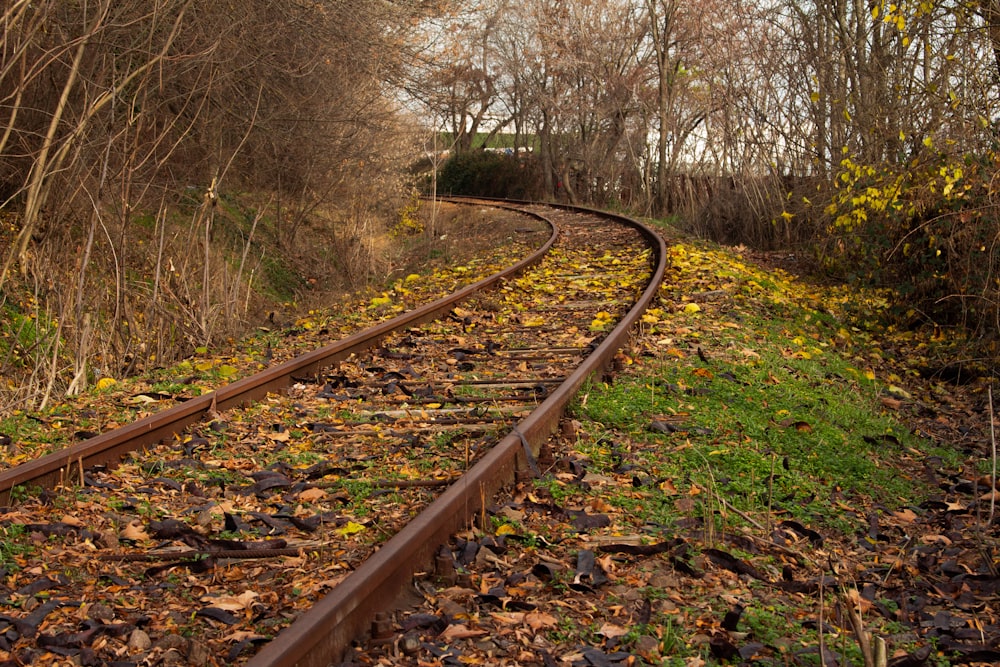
[0, 204, 558, 504]
[245, 203, 667, 667]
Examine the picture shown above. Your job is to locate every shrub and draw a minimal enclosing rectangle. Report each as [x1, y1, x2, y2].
[437, 151, 542, 200]
[820, 147, 1000, 335]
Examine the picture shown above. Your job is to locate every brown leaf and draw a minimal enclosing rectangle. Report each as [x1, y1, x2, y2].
[201, 591, 258, 611]
[880, 397, 902, 410]
[297, 488, 327, 502]
[598, 622, 628, 639]
[492, 612, 526, 625]
[525, 612, 558, 631]
[121, 521, 150, 541]
[439, 624, 488, 640]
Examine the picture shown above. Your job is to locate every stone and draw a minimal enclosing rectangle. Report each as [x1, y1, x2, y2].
[127, 629, 151, 651]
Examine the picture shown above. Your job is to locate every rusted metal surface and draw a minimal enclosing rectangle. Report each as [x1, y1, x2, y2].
[245, 205, 667, 667]
[0, 206, 558, 505]
[0, 201, 665, 667]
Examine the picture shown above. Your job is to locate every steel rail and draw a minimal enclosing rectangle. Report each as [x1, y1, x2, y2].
[0, 204, 558, 505]
[245, 203, 668, 667]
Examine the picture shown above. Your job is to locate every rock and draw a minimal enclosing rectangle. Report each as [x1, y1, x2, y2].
[87, 603, 115, 622]
[474, 639, 498, 654]
[634, 635, 660, 660]
[187, 639, 211, 667]
[97, 531, 119, 549]
[127, 629, 151, 651]
[160, 648, 184, 665]
[646, 572, 679, 589]
[154, 633, 190, 654]
[401, 634, 422, 656]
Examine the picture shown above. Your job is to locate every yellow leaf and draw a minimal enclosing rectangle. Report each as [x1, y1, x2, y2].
[96, 377, 117, 390]
[337, 521, 366, 537]
[405, 273, 420, 282]
[683, 303, 701, 314]
[887, 385, 912, 399]
[496, 523, 518, 536]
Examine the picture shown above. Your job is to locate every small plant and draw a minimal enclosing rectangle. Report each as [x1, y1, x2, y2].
[0, 523, 32, 569]
[391, 192, 424, 236]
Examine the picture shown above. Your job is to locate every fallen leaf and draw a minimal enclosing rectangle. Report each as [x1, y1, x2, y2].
[439, 624, 488, 640]
[598, 622, 629, 639]
[121, 521, 149, 541]
[659, 479, 679, 494]
[879, 397, 902, 410]
[297, 488, 327, 503]
[96, 377, 117, 390]
[491, 612, 526, 625]
[337, 521, 365, 537]
[525, 612, 558, 631]
[202, 591, 258, 611]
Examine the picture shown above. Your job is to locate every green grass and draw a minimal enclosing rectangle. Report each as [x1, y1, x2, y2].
[0, 523, 32, 569]
[571, 305, 960, 534]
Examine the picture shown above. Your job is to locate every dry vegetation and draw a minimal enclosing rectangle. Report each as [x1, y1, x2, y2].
[3, 0, 1000, 403]
[0, 0, 435, 410]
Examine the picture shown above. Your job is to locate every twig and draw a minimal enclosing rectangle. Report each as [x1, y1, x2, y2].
[98, 547, 320, 562]
[818, 574, 825, 666]
[711, 491, 814, 566]
[989, 386, 996, 525]
[314, 476, 458, 490]
[767, 453, 776, 535]
[841, 587, 875, 667]
[714, 492, 765, 531]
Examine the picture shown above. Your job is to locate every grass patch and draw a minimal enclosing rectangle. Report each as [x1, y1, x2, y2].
[572, 246, 963, 535]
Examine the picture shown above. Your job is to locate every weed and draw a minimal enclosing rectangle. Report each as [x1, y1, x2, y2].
[0, 523, 32, 569]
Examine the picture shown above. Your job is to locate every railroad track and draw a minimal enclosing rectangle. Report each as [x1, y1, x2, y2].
[0, 199, 666, 667]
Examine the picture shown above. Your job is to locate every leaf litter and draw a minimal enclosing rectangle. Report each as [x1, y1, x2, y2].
[347, 239, 998, 666]
[0, 205, 657, 666]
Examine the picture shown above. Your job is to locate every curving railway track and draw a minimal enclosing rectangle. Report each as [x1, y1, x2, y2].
[0, 200, 666, 667]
